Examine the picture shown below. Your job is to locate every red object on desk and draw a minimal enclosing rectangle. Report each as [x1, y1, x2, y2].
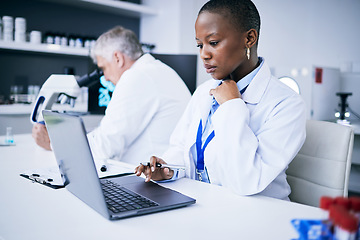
[335, 196, 351, 210]
[320, 196, 335, 210]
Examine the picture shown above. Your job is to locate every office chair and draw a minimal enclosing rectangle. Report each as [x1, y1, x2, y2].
[286, 120, 354, 207]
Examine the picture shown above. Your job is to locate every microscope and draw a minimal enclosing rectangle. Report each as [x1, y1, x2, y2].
[335, 92, 352, 125]
[30, 69, 103, 124]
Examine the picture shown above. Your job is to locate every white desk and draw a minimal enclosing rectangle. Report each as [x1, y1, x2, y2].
[0, 134, 327, 240]
[349, 120, 360, 135]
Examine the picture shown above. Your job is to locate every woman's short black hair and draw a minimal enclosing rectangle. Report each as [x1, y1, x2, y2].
[199, 0, 261, 37]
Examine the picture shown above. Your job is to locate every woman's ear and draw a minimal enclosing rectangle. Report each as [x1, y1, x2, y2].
[245, 29, 258, 48]
[113, 51, 125, 68]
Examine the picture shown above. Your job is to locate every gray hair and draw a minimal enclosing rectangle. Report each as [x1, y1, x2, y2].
[90, 26, 143, 63]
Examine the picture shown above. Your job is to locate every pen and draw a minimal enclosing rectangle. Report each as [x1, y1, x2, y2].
[99, 158, 108, 172]
[140, 162, 185, 170]
[100, 164, 107, 172]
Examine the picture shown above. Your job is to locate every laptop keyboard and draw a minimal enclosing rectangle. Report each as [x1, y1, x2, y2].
[101, 180, 159, 213]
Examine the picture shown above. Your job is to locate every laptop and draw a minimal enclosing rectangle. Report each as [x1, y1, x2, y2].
[42, 110, 195, 220]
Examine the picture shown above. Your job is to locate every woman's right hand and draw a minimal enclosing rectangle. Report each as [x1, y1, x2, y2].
[209, 79, 241, 105]
[134, 156, 174, 182]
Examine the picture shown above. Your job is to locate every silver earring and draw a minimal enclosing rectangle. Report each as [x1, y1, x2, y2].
[247, 48, 250, 60]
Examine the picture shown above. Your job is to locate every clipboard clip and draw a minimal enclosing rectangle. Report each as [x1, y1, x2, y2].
[20, 167, 65, 189]
[28, 173, 54, 184]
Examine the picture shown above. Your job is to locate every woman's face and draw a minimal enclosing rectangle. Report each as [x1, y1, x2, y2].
[195, 11, 247, 81]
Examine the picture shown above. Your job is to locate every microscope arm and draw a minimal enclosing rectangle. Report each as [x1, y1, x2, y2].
[30, 69, 103, 124]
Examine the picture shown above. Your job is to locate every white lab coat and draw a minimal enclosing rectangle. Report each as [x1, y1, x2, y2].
[88, 54, 191, 165]
[162, 59, 306, 200]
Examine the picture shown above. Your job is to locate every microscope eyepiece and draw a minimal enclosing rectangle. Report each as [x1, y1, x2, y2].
[76, 69, 103, 87]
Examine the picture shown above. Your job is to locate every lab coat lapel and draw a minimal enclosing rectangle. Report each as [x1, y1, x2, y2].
[186, 80, 217, 152]
[198, 80, 218, 131]
[242, 60, 271, 104]
[200, 93, 214, 127]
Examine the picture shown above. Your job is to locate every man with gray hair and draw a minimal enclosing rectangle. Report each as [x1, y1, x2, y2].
[32, 26, 191, 166]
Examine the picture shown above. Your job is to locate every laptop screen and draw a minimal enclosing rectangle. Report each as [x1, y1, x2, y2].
[43, 110, 110, 218]
[43, 110, 196, 220]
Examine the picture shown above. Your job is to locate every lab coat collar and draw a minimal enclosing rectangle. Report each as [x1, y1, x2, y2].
[242, 57, 271, 104]
[130, 53, 154, 69]
[115, 53, 154, 90]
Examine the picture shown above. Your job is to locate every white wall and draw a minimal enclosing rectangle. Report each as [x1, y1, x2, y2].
[140, 0, 360, 118]
[140, 0, 201, 54]
[140, 0, 208, 87]
[254, 0, 360, 118]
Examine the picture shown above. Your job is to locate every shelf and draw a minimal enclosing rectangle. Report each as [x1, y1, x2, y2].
[41, 0, 158, 18]
[0, 41, 90, 57]
[0, 104, 33, 115]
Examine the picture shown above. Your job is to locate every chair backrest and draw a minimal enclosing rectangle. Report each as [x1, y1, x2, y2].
[286, 120, 354, 207]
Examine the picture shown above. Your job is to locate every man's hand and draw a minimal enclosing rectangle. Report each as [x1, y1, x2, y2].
[209, 80, 241, 105]
[134, 156, 174, 182]
[32, 123, 52, 151]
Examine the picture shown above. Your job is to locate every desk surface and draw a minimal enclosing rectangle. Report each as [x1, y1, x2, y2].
[344, 119, 360, 135]
[0, 134, 327, 240]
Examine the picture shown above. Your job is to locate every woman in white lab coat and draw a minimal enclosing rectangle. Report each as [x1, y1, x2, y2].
[135, 0, 306, 200]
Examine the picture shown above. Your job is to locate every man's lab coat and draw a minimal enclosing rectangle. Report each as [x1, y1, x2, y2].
[162, 59, 306, 200]
[88, 54, 191, 165]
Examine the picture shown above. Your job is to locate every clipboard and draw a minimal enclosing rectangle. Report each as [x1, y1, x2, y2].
[20, 167, 65, 189]
[20, 171, 135, 189]
[20, 160, 136, 189]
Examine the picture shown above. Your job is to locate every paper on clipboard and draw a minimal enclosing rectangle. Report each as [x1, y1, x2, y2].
[20, 166, 64, 189]
[20, 160, 136, 189]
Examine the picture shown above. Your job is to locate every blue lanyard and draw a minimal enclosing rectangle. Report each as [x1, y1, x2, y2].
[196, 119, 215, 173]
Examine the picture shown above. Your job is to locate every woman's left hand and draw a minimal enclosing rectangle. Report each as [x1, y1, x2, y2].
[209, 80, 241, 105]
